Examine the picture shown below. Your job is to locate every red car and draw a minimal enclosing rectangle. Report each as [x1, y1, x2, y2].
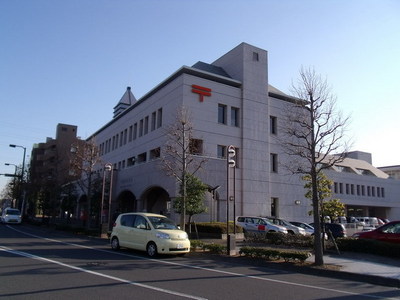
[353, 220, 400, 244]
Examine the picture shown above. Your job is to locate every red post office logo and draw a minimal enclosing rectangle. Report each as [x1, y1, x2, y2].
[192, 85, 211, 102]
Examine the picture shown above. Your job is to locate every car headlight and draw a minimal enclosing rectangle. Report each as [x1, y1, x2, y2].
[156, 232, 171, 239]
[180, 232, 188, 239]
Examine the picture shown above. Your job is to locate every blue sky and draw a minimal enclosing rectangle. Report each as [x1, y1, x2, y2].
[1, 0, 399, 192]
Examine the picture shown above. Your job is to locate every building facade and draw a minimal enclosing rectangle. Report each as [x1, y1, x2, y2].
[30, 123, 81, 215]
[88, 43, 400, 224]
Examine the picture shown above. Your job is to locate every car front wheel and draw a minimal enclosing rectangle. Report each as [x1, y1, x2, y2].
[111, 237, 120, 250]
[146, 242, 158, 257]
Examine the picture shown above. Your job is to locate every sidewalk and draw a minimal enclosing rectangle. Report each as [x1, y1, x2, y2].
[308, 251, 400, 282]
[205, 239, 400, 287]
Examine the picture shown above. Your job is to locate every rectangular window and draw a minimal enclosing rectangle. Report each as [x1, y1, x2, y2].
[231, 107, 239, 127]
[217, 145, 226, 158]
[361, 185, 365, 196]
[133, 123, 137, 140]
[357, 185, 360, 196]
[339, 183, 343, 194]
[253, 52, 259, 61]
[119, 131, 123, 147]
[151, 111, 156, 131]
[127, 156, 136, 167]
[139, 119, 144, 137]
[345, 184, 349, 194]
[367, 186, 371, 196]
[270, 116, 277, 135]
[150, 147, 160, 160]
[157, 108, 163, 128]
[144, 116, 149, 135]
[137, 152, 147, 164]
[124, 129, 127, 144]
[270, 153, 278, 173]
[351, 184, 354, 195]
[381, 188, 385, 198]
[372, 186, 375, 197]
[218, 104, 227, 124]
[377, 187, 381, 197]
[189, 139, 203, 155]
[334, 182, 338, 194]
[129, 126, 133, 142]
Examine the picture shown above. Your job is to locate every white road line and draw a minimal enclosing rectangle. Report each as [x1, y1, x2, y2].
[5, 226, 400, 300]
[0, 245, 207, 300]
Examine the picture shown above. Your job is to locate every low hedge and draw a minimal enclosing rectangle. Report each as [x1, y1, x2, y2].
[190, 240, 226, 254]
[244, 232, 314, 248]
[189, 222, 243, 235]
[239, 246, 311, 263]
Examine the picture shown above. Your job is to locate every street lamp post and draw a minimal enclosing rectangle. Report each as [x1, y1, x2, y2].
[5, 163, 18, 208]
[100, 163, 113, 237]
[226, 145, 236, 255]
[9, 144, 26, 213]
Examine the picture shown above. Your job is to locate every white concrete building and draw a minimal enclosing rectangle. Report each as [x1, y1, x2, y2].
[89, 43, 400, 224]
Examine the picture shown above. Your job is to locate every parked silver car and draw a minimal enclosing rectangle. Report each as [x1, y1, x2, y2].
[290, 221, 314, 235]
[236, 216, 288, 234]
[265, 217, 306, 235]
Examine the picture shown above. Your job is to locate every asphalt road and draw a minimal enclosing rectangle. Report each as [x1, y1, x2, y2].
[1, 224, 399, 300]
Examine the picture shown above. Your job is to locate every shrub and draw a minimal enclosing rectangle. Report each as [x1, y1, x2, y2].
[189, 222, 243, 235]
[202, 243, 226, 254]
[239, 246, 311, 263]
[190, 240, 205, 251]
[244, 232, 314, 248]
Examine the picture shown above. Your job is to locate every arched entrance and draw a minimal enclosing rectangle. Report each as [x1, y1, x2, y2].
[115, 190, 136, 213]
[142, 187, 170, 215]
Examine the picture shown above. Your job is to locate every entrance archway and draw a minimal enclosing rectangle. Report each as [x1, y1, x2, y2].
[115, 190, 136, 213]
[142, 187, 170, 215]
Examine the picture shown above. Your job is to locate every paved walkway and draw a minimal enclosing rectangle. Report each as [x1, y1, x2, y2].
[309, 251, 400, 281]
[214, 239, 400, 286]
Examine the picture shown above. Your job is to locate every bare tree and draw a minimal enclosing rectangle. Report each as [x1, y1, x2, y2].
[282, 66, 351, 266]
[160, 107, 207, 231]
[70, 138, 103, 229]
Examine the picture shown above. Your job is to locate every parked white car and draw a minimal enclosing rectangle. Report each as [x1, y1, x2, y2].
[236, 216, 288, 234]
[265, 217, 307, 235]
[290, 221, 314, 235]
[1, 208, 22, 224]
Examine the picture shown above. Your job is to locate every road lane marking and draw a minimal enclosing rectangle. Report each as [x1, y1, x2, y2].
[0, 245, 207, 300]
[5, 226, 400, 300]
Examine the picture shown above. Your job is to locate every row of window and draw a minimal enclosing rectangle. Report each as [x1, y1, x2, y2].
[99, 108, 163, 156]
[218, 104, 240, 127]
[99, 100, 279, 158]
[333, 182, 385, 198]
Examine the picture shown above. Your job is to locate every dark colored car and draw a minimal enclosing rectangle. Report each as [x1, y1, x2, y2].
[353, 220, 400, 244]
[310, 222, 346, 238]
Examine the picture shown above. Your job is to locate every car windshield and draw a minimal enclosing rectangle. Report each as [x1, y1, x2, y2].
[148, 216, 179, 230]
[6, 209, 20, 215]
